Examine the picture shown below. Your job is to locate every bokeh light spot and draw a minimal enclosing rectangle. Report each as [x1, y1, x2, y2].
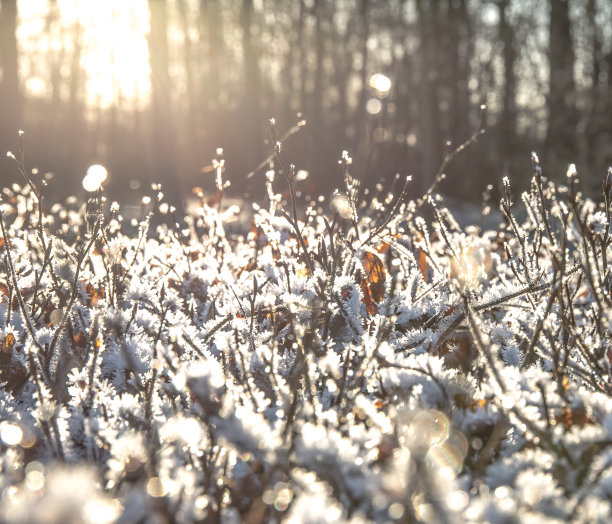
[370, 73, 392, 96]
[0, 422, 23, 446]
[82, 164, 108, 192]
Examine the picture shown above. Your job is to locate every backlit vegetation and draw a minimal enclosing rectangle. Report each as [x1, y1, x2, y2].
[1, 125, 612, 523]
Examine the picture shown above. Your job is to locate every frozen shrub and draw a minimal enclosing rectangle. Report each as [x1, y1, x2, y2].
[0, 130, 611, 522]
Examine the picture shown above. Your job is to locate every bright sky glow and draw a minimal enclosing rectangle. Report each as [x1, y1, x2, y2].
[17, 0, 151, 110]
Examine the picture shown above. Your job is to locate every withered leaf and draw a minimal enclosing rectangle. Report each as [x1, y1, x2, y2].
[359, 280, 376, 316]
[418, 249, 429, 282]
[1, 333, 16, 353]
[374, 242, 390, 254]
[555, 407, 594, 431]
[74, 332, 88, 348]
[84, 282, 106, 307]
[361, 251, 386, 303]
[454, 393, 489, 411]
[189, 250, 204, 261]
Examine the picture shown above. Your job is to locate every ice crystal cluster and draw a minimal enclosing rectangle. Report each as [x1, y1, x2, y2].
[1, 146, 612, 523]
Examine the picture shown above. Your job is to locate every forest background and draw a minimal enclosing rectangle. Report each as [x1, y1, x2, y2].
[0, 0, 611, 207]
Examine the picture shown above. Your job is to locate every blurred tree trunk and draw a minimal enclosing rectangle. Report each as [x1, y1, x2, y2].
[67, 21, 85, 179]
[353, 0, 370, 168]
[148, 0, 179, 205]
[310, 0, 326, 176]
[606, 45, 612, 176]
[298, 0, 307, 113]
[498, 0, 517, 171]
[46, 0, 61, 106]
[416, 0, 443, 192]
[312, 0, 324, 130]
[177, 0, 196, 142]
[445, 0, 473, 196]
[201, 0, 220, 120]
[0, 0, 21, 151]
[240, 0, 262, 168]
[394, 0, 417, 178]
[546, 0, 576, 178]
[333, 12, 352, 146]
[581, 0, 603, 188]
[280, 1, 296, 121]
[587, 0, 601, 90]
[447, 0, 471, 143]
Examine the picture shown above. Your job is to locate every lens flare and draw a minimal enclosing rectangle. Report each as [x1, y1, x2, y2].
[404, 409, 450, 452]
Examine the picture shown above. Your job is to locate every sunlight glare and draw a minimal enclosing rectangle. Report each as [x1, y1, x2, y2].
[18, 0, 151, 110]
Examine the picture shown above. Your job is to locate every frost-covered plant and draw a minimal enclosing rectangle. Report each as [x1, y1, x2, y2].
[1, 127, 612, 523]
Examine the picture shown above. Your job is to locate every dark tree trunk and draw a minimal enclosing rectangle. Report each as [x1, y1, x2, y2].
[280, 1, 297, 121]
[581, 0, 603, 187]
[177, 0, 196, 142]
[240, 0, 263, 168]
[201, 0, 223, 133]
[446, 0, 471, 143]
[416, 0, 443, 192]
[498, 0, 517, 167]
[312, 0, 324, 130]
[298, 0, 307, 113]
[352, 0, 370, 172]
[310, 0, 327, 176]
[67, 22, 85, 179]
[0, 0, 21, 152]
[334, 14, 352, 146]
[546, 0, 577, 178]
[148, 0, 179, 205]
